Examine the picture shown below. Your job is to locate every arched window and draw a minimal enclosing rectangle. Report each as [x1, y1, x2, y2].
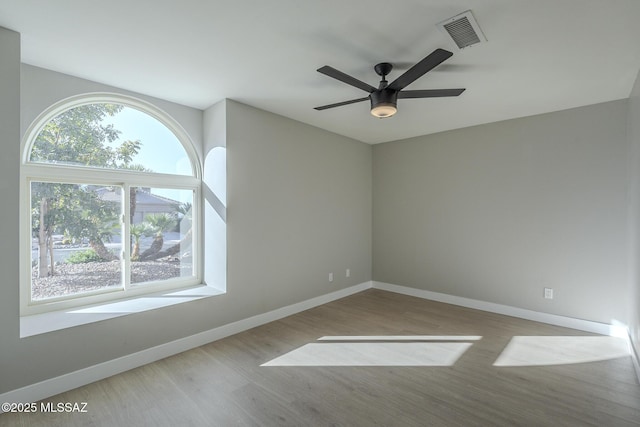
[21, 94, 201, 314]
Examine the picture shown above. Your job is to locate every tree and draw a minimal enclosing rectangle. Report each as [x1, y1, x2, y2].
[30, 104, 144, 168]
[130, 223, 152, 261]
[31, 182, 122, 277]
[30, 104, 144, 277]
[142, 228, 192, 262]
[138, 213, 176, 261]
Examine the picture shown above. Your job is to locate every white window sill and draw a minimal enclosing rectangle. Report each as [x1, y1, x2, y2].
[20, 285, 224, 338]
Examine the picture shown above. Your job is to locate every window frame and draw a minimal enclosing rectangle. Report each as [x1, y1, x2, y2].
[20, 93, 202, 315]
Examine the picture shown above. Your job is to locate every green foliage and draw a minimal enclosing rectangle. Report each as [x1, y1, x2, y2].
[30, 104, 144, 170]
[145, 213, 176, 236]
[130, 222, 153, 261]
[130, 222, 153, 238]
[66, 249, 102, 264]
[31, 183, 120, 243]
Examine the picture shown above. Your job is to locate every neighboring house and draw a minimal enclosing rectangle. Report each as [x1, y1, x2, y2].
[96, 187, 179, 224]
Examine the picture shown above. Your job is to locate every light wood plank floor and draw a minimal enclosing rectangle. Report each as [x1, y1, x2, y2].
[2, 289, 640, 426]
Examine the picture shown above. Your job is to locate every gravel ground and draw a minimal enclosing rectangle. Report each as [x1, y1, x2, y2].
[31, 260, 189, 300]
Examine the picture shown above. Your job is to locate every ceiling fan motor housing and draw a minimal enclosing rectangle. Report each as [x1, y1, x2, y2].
[370, 89, 398, 117]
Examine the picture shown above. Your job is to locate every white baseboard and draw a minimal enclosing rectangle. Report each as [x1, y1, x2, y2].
[372, 281, 628, 337]
[0, 281, 372, 409]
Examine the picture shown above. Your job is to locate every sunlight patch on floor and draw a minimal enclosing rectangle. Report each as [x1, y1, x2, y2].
[318, 336, 482, 341]
[262, 336, 479, 367]
[493, 336, 629, 367]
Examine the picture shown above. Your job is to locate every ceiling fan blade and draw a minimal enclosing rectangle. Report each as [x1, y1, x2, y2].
[398, 88, 465, 99]
[317, 66, 377, 93]
[314, 97, 369, 111]
[388, 48, 453, 91]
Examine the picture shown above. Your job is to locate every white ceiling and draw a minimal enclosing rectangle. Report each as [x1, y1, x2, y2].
[1, 0, 640, 144]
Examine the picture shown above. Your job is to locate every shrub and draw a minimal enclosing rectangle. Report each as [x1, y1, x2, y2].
[66, 249, 102, 264]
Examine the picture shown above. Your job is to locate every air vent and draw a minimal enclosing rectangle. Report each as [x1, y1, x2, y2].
[437, 10, 486, 49]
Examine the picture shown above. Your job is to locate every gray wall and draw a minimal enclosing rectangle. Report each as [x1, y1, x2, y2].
[0, 28, 21, 391]
[0, 29, 372, 394]
[225, 100, 372, 311]
[373, 100, 629, 324]
[628, 69, 640, 357]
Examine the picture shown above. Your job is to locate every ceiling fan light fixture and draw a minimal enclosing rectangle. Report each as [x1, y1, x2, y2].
[371, 103, 397, 118]
[370, 89, 398, 118]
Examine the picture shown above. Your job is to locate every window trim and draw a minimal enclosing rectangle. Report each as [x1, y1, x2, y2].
[20, 93, 203, 316]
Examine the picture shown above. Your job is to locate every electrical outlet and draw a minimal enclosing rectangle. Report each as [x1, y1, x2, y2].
[544, 287, 553, 299]
[329, 273, 334, 282]
[346, 268, 351, 278]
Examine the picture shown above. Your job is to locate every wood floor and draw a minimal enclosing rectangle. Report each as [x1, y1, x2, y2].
[2, 289, 640, 426]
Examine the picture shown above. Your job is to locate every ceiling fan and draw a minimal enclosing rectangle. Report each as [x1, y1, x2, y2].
[314, 48, 465, 118]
